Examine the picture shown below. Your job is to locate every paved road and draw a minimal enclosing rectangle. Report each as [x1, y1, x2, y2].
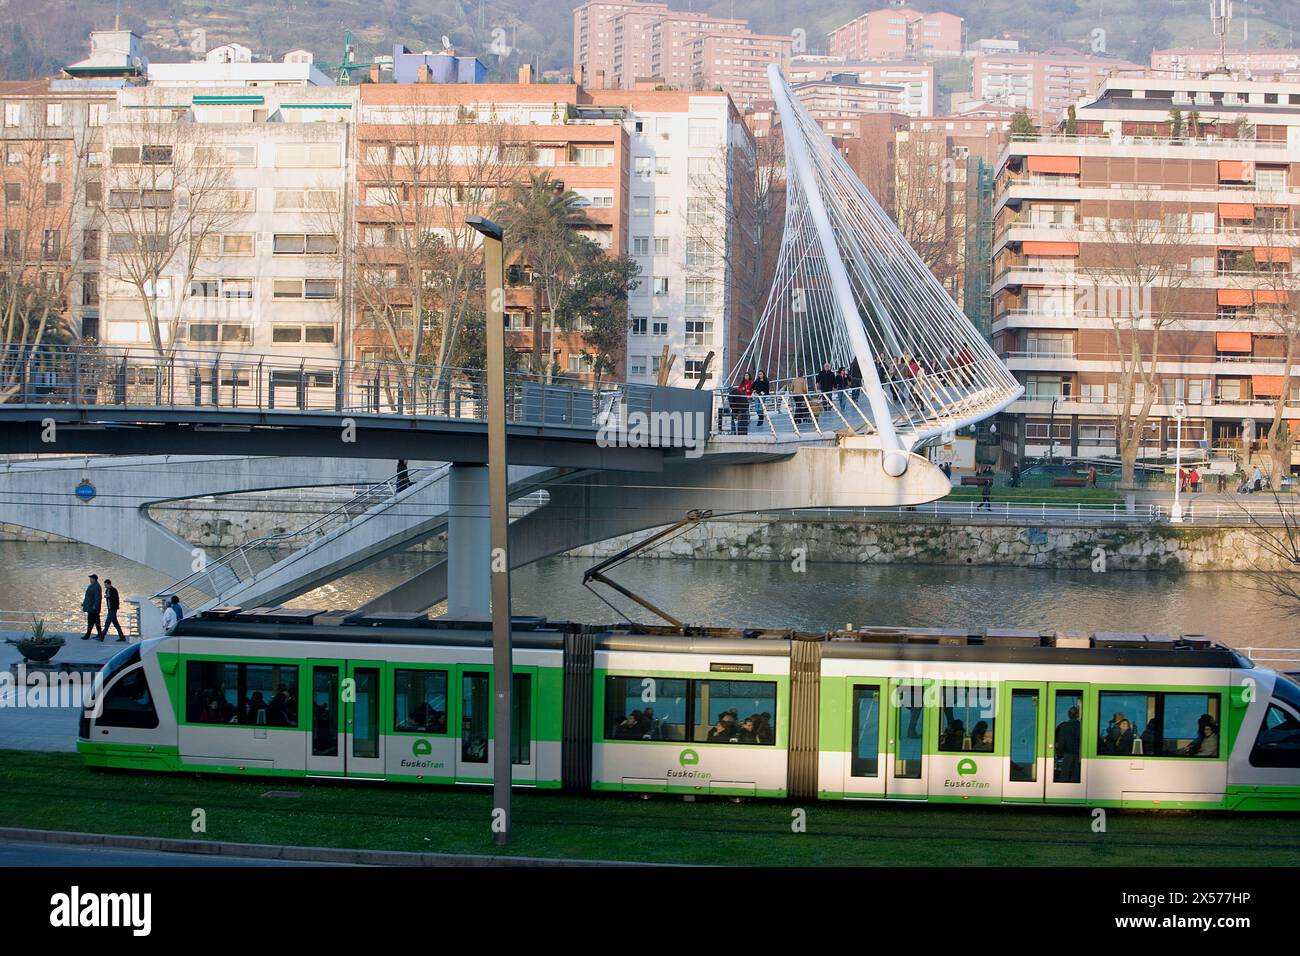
[0, 839, 350, 866]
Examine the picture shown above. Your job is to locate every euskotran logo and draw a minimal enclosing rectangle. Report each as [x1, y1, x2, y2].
[945, 757, 989, 790]
[668, 748, 710, 780]
[400, 737, 444, 770]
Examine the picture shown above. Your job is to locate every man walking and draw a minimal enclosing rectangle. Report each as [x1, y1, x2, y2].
[81, 573, 103, 641]
[978, 477, 993, 512]
[102, 578, 126, 642]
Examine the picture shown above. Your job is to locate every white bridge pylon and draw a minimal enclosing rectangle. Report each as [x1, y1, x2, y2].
[728, 65, 1023, 475]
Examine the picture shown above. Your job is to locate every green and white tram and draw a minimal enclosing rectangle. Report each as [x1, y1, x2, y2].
[78, 610, 1300, 811]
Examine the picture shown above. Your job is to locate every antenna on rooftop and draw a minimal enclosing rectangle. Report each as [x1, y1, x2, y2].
[1210, 0, 1233, 70]
[114, 0, 122, 30]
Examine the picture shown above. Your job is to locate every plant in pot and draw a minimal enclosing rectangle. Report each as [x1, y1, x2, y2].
[5, 618, 65, 663]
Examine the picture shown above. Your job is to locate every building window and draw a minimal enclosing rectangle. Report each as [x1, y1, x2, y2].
[685, 279, 716, 307]
[655, 196, 671, 215]
[88, 103, 109, 127]
[272, 234, 339, 256]
[45, 103, 62, 127]
[632, 236, 649, 256]
[82, 229, 100, 260]
[654, 236, 669, 255]
[41, 229, 60, 260]
[44, 182, 62, 206]
[652, 319, 668, 336]
[652, 276, 668, 296]
[631, 315, 647, 335]
[4, 103, 23, 127]
[685, 319, 712, 345]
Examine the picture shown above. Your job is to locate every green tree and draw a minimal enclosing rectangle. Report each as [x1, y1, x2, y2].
[554, 246, 640, 387]
[1169, 107, 1185, 141]
[1010, 111, 1036, 138]
[1065, 105, 1078, 135]
[491, 173, 594, 378]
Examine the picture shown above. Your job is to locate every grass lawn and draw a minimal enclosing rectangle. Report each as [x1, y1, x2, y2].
[944, 486, 1122, 505]
[2, 751, 1297, 866]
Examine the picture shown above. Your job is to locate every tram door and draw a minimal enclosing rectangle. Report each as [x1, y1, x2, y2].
[1003, 682, 1048, 802]
[306, 660, 345, 775]
[345, 661, 386, 778]
[1044, 684, 1088, 803]
[453, 666, 537, 784]
[885, 679, 930, 798]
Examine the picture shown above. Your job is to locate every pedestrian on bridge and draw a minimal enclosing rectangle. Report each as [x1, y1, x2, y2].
[80, 574, 103, 641]
[752, 371, 770, 426]
[102, 578, 126, 642]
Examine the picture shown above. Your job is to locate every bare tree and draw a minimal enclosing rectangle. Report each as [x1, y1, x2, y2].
[348, 99, 527, 390]
[1231, 203, 1300, 489]
[891, 132, 965, 296]
[101, 115, 238, 354]
[1083, 191, 1198, 487]
[0, 101, 93, 399]
[685, 130, 783, 379]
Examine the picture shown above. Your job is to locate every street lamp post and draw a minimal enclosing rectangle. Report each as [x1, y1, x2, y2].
[1047, 396, 1059, 462]
[1171, 399, 1186, 524]
[466, 215, 513, 846]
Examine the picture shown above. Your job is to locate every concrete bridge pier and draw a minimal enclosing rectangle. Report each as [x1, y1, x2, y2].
[444, 464, 490, 620]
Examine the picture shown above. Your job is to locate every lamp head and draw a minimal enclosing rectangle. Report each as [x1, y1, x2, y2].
[466, 215, 503, 241]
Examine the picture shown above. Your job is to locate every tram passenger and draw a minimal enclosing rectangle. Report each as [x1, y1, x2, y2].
[613, 711, 643, 739]
[200, 693, 232, 724]
[1184, 715, 1219, 757]
[940, 719, 966, 751]
[737, 716, 758, 744]
[267, 684, 295, 727]
[1054, 705, 1081, 782]
[971, 721, 993, 752]
[753, 712, 774, 745]
[1102, 712, 1126, 754]
[1112, 718, 1137, 755]
[707, 712, 736, 742]
[244, 691, 268, 726]
[1139, 717, 1160, 756]
[641, 707, 658, 739]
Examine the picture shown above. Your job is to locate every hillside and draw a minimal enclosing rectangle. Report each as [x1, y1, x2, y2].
[2, 0, 1296, 84]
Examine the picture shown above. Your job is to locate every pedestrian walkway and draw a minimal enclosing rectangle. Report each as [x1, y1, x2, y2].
[0, 633, 119, 753]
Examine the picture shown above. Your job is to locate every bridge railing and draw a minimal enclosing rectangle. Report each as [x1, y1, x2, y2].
[155, 465, 447, 609]
[0, 342, 686, 438]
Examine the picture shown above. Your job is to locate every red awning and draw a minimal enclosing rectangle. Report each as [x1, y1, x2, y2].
[1026, 155, 1081, 174]
[1218, 202, 1256, 219]
[1217, 289, 1253, 306]
[1253, 375, 1286, 395]
[1022, 240, 1080, 256]
[1255, 247, 1291, 263]
[1255, 289, 1291, 305]
[1216, 331, 1253, 352]
[1218, 160, 1255, 182]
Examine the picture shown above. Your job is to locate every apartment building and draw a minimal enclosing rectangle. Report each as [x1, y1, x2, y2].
[1153, 49, 1300, 78]
[574, 0, 668, 89]
[353, 81, 751, 387]
[587, 87, 755, 386]
[146, 43, 335, 87]
[973, 51, 1141, 122]
[0, 70, 124, 343]
[990, 72, 1300, 467]
[792, 78, 910, 120]
[353, 81, 629, 377]
[827, 7, 963, 61]
[789, 59, 936, 117]
[692, 32, 793, 108]
[98, 83, 357, 360]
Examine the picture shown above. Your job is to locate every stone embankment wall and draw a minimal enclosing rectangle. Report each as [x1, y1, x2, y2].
[1, 501, 1291, 571]
[565, 515, 1294, 572]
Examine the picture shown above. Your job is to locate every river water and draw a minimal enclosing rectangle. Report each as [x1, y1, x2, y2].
[1, 540, 1295, 648]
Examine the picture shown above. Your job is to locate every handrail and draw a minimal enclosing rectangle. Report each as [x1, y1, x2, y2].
[153, 465, 446, 608]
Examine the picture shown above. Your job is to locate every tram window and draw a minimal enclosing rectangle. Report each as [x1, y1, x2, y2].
[693, 680, 776, 746]
[311, 666, 338, 757]
[353, 668, 379, 759]
[894, 684, 924, 779]
[938, 685, 996, 753]
[511, 674, 531, 766]
[1249, 704, 1300, 768]
[604, 676, 688, 742]
[1009, 689, 1038, 782]
[185, 661, 299, 727]
[97, 668, 159, 729]
[1052, 690, 1083, 783]
[461, 672, 490, 762]
[1098, 691, 1220, 758]
[851, 684, 881, 777]
[394, 669, 448, 734]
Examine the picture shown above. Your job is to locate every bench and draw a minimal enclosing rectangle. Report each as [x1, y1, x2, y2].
[1053, 477, 1088, 487]
[960, 476, 991, 487]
